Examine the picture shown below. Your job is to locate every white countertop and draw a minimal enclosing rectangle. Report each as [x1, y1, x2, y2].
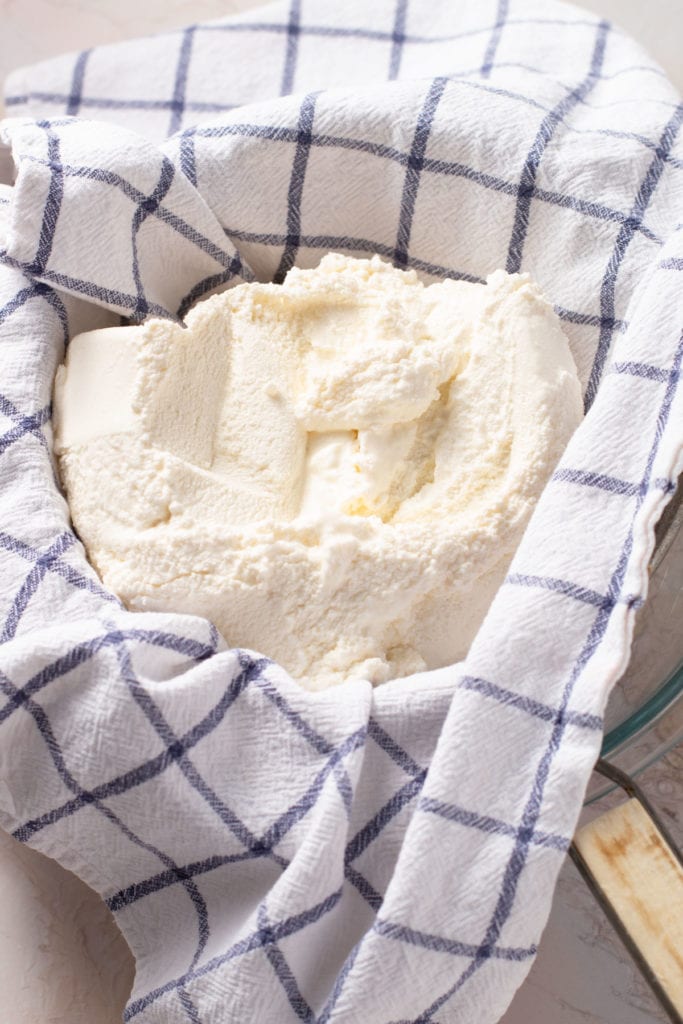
[0, 2, 681, 1022]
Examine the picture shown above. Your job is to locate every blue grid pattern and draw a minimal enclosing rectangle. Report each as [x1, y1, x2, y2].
[0, 1, 682, 1022]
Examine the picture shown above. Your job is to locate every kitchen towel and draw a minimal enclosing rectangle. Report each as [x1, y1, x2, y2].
[0, 1, 682, 1021]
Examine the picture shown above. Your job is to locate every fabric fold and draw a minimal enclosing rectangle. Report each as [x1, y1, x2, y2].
[0, 117, 251, 320]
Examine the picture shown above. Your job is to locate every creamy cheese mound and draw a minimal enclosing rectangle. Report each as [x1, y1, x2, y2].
[54, 254, 582, 690]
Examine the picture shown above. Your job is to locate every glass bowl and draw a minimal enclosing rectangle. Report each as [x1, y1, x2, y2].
[586, 479, 683, 803]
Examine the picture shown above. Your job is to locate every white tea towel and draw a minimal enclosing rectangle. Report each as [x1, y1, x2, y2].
[0, 1, 682, 1022]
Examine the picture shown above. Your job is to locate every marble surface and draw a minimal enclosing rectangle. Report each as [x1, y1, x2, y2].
[0, 1, 681, 1022]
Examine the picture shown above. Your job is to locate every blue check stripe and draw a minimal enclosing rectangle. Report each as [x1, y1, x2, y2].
[367, 718, 424, 778]
[257, 728, 366, 851]
[181, 13, 608, 42]
[20, 155, 245, 272]
[259, 902, 315, 1022]
[553, 468, 674, 498]
[12, 66, 679, 173]
[22, 707, 363, 896]
[10, 647, 253, 844]
[192, 119, 661, 244]
[7, 93, 239, 115]
[551, 467, 640, 496]
[506, 573, 613, 609]
[100, 696, 428, 921]
[458, 676, 603, 731]
[585, 101, 683, 408]
[0, 531, 118, 606]
[42, 285, 70, 340]
[611, 359, 670, 383]
[0, 397, 51, 456]
[107, 849, 268, 912]
[280, 0, 302, 96]
[104, 725, 424, 924]
[131, 158, 176, 319]
[345, 864, 384, 911]
[177, 258, 247, 318]
[66, 51, 90, 116]
[315, 938, 365, 1024]
[1, 531, 75, 643]
[388, 1017, 445, 1024]
[506, 20, 608, 273]
[409, 328, 683, 1024]
[0, 627, 216, 730]
[419, 798, 570, 852]
[104, 710, 426, 917]
[255, 675, 339, 754]
[274, 92, 317, 282]
[374, 919, 536, 962]
[389, 0, 409, 80]
[110, 636, 212, 973]
[345, 772, 426, 865]
[169, 27, 196, 136]
[28, 123, 65, 276]
[394, 77, 448, 268]
[226, 225, 487, 281]
[0, 284, 45, 327]
[179, 128, 198, 186]
[0, 660, 244, 1002]
[0, 248, 176, 319]
[254, 673, 355, 812]
[555, 305, 627, 332]
[124, 888, 344, 1020]
[481, 0, 509, 77]
[111, 637, 290, 871]
[101, 677, 400, 923]
[177, 989, 201, 1024]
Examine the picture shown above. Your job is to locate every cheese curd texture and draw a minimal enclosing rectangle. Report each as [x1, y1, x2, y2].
[54, 254, 582, 690]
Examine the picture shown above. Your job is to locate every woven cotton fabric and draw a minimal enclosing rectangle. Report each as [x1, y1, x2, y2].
[0, 1, 682, 1021]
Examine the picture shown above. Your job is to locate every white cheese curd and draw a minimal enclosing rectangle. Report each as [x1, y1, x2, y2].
[53, 254, 582, 690]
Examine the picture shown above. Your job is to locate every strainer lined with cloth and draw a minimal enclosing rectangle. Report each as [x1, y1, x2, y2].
[0, 1, 682, 1021]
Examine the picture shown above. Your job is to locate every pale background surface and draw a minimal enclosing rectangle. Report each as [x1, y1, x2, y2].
[0, 0, 682, 100]
[0, 1, 681, 1022]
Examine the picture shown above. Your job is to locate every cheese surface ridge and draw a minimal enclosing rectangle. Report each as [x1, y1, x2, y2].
[54, 253, 583, 690]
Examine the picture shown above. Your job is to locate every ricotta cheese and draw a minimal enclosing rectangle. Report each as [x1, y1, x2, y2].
[54, 253, 582, 690]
